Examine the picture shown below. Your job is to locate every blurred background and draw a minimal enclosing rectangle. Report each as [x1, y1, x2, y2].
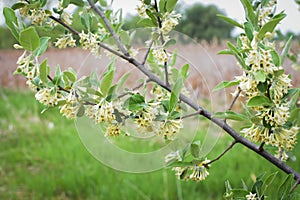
[0, 0, 300, 199]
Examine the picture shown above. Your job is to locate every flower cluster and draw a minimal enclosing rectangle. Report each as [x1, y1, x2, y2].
[172, 159, 210, 182]
[257, 0, 277, 26]
[79, 31, 100, 56]
[20, 6, 50, 26]
[159, 119, 183, 140]
[161, 12, 181, 35]
[59, 91, 80, 119]
[236, 2, 299, 158]
[35, 88, 59, 107]
[54, 34, 76, 49]
[16, 51, 36, 80]
[136, 0, 147, 17]
[152, 48, 169, 64]
[86, 101, 116, 124]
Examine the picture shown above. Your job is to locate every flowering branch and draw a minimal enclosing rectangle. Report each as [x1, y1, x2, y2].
[87, 0, 129, 56]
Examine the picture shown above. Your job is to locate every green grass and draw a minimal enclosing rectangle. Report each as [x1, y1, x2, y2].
[0, 89, 300, 199]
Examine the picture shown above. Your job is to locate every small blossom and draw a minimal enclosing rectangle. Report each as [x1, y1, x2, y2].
[35, 88, 59, 107]
[105, 123, 121, 136]
[159, 119, 183, 140]
[79, 31, 100, 56]
[161, 12, 181, 35]
[246, 192, 258, 200]
[54, 34, 76, 49]
[60, 91, 80, 119]
[153, 48, 169, 64]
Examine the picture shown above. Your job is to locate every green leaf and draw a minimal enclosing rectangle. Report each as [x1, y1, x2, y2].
[159, 0, 167, 13]
[190, 143, 200, 158]
[70, 0, 84, 7]
[217, 49, 234, 55]
[244, 21, 254, 41]
[3, 7, 19, 40]
[100, 69, 114, 97]
[163, 39, 176, 48]
[254, 70, 266, 82]
[119, 30, 131, 46]
[212, 80, 239, 92]
[63, 71, 77, 82]
[240, 0, 256, 26]
[34, 37, 50, 56]
[262, 172, 278, 194]
[257, 81, 268, 93]
[230, 189, 249, 197]
[117, 72, 130, 92]
[227, 41, 248, 69]
[77, 105, 85, 117]
[281, 35, 293, 65]
[251, 180, 263, 194]
[248, 96, 273, 107]
[39, 59, 49, 83]
[143, 0, 151, 5]
[278, 174, 293, 199]
[270, 50, 280, 67]
[166, 0, 178, 12]
[62, 0, 71, 8]
[213, 111, 249, 121]
[169, 78, 183, 113]
[180, 64, 189, 79]
[11, 2, 27, 10]
[19, 27, 40, 52]
[217, 14, 243, 29]
[137, 18, 155, 27]
[124, 93, 146, 111]
[169, 49, 178, 67]
[257, 13, 286, 40]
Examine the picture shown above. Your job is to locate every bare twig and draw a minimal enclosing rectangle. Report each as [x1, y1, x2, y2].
[228, 87, 241, 111]
[290, 179, 300, 193]
[142, 40, 154, 65]
[181, 110, 203, 119]
[205, 141, 237, 166]
[87, 0, 129, 56]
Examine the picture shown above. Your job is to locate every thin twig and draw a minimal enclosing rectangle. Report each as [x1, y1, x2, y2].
[181, 110, 203, 119]
[118, 79, 151, 99]
[228, 87, 241, 111]
[49, 16, 79, 35]
[142, 40, 154, 65]
[205, 140, 238, 166]
[290, 179, 300, 193]
[87, 0, 129, 56]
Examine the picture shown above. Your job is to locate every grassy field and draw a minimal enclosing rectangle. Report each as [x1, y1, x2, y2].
[0, 89, 300, 200]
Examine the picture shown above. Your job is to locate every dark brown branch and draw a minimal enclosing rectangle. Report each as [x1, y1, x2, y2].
[87, 0, 129, 56]
[290, 179, 300, 193]
[206, 140, 237, 166]
[259, 142, 265, 152]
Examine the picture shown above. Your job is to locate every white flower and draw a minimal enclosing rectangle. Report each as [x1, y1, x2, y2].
[246, 192, 258, 200]
[54, 34, 76, 49]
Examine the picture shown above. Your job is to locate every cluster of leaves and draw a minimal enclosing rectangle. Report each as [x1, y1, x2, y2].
[224, 173, 300, 200]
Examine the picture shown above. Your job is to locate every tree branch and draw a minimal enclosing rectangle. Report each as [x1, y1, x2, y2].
[49, 16, 79, 36]
[181, 110, 203, 119]
[206, 140, 237, 166]
[87, 0, 129, 56]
